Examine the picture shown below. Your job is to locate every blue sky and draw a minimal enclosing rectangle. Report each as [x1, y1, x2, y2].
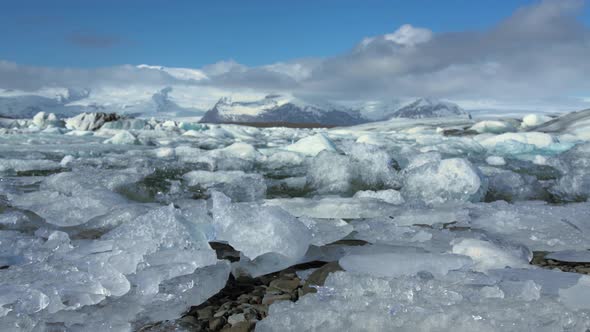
[3, 0, 587, 68]
[1, 0, 589, 111]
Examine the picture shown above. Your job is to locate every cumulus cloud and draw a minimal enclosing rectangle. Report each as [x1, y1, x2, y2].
[1, 0, 589, 111]
[383, 24, 433, 45]
[201, 0, 589, 111]
[201, 64, 300, 90]
[262, 59, 320, 82]
[360, 24, 433, 48]
[299, 0, 590, 109]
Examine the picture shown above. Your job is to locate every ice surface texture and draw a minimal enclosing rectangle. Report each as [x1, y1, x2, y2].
[1, 110, 590, 331]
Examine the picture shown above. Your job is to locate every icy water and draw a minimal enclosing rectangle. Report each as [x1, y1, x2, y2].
[1, 113, 590, 331]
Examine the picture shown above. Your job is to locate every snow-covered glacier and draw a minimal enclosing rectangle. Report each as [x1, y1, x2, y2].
[1, 108, 590, 331]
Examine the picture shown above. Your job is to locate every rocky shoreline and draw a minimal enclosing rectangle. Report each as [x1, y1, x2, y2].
[139, 242, 341, 332]
[532, 251, 590, 275]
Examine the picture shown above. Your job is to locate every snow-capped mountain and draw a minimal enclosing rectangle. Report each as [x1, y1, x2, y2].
[1, 81, 471, 125]
[0, 88, 89, 119]
[199, 96, 473, 126]
[117, 87, 205, 119]
[200, 94, 367, 126]
[0, 86, 205, 119]
[354, 100, 403, 121]
[391, 98, 471, 119]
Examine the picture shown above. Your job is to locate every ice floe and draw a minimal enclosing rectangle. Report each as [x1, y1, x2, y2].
[1, 110, 590, 330]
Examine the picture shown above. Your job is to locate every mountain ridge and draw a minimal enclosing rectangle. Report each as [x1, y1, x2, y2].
[200, 95, 471, 126]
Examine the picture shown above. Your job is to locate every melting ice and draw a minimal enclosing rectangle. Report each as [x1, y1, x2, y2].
[1, 110, 590, 331]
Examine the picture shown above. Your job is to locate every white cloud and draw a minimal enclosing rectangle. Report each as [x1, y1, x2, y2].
[1, 0, 590, 112]
[383, 24, 433, 46]
[299, 0, 590, 109]
[137, 64, 209, 81]
[201, 60, 246, 76]
[262, 60, 317, 82]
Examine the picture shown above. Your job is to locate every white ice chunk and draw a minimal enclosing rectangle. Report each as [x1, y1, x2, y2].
[65, 130, 93, 136]
[350, 219, 438, 247]
[306, 144, 399, 194]
[404, 151, 442, 172]
[10, 189, 129, 227]
[402, 158, 486, 205]
[480, 286, 505, 299]
[182, 129, 204, 137]
[210, 192, 311, 261]
[41, 168, 146, 194]
[33, 112, 62, 129]
[394, 207, 470, 226]
[0, 159, 61, 174]
[489, 268, 581, 296]
[183, 170, 266, 201]
[470, 201, 590, 251]
[218, 142, 261, 161]
[479, 132, 556, 150]
[356, 133, 387, 146]
[264, 196, 397, 219]
[257, 270, 588, 332]
[451, 238, 531, 272]
[521, 114, 552, 129]
[533, 154, 548, 165]
[100, 118, 149, 130]
[550, 142, 590, 201]
[59, 155, 75, 167]
[103, 130, 138, 145]
[265, 150, 306, 169]
[339, 252, 472, 277]
[471, 120, 516, 134]
[485, 155, 506, 166]
[65, 112, 118, 131]
[346, 143, 400, 189]
[154, 147, 176, 158]
[559, 276, 590, 310]
[485, 169, 547, 202]
[0, 206, 223, 329]
[353, 189, 404, 205]
[306, 151, 352, 194]
[284, 133, 336, 156]
[298, 217, 353, 246]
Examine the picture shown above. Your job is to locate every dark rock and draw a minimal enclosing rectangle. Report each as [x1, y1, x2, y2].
[268, 278, 300, 293]
[261, 293, 292, 305]
[214, 309, 228, 318]
[443, 129, 479, 136]
[209, 317, 226, 331]
[301, 262, 343, 295]
[196, 306, 215, 320]
[221, 321, 254, 332]
[227, 313, 246, 325]
[180, 315, 200, 326]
